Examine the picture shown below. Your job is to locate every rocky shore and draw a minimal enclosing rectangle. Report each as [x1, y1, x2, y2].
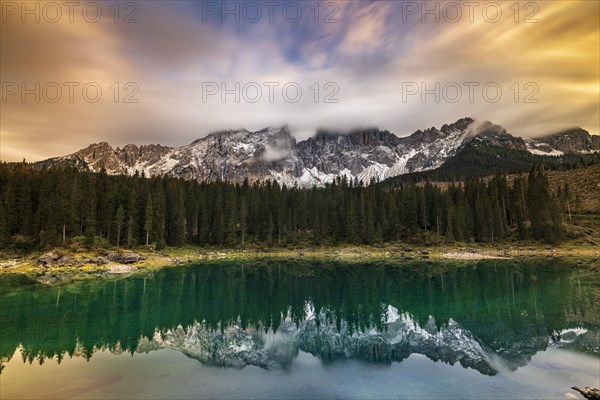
[0, 244, 598, 285]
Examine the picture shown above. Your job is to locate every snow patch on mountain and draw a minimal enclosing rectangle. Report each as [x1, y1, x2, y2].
[525, 139, 564, 156]
[40, 118, 598, 187]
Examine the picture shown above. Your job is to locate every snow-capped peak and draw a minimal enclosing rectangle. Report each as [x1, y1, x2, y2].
[39, 119, 599, 187]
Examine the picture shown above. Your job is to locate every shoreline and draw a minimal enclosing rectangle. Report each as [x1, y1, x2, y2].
[1, 244, 599, 281]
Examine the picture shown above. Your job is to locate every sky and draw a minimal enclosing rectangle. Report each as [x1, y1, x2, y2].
[1, 0, 599, 161]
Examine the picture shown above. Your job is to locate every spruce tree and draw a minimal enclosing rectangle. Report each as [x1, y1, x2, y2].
[115, 205, 125, 247]
[144, 194, 153, 246]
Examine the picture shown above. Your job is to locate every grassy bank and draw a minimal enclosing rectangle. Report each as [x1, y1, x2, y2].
[1, 242, 599, 282]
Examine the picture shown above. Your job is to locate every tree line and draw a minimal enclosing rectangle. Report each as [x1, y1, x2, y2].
[0, 163, 567, 250]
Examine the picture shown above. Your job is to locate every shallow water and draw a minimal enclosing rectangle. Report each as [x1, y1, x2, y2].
[1, 259, 598, 399]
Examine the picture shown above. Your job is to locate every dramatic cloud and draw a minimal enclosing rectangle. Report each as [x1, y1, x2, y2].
[1, 0, 598, 161]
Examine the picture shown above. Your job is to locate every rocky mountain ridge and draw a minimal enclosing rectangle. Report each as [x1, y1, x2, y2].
[40, 118, 600, 187]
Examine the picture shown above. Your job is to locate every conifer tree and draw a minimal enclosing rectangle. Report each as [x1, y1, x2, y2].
[144, 194, 153, 246]
[115, 205, 125, 247]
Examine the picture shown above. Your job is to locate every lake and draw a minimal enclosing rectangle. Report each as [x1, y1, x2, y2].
[1, 259, 598, 399]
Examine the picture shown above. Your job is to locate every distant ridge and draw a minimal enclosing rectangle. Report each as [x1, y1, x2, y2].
[36, 119, 600, 187]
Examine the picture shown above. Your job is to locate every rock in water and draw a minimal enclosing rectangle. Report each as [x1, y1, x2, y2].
[572, 387, 600, 400]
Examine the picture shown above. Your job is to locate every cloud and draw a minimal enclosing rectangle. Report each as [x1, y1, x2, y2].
[261, 144, 291, 162]
[1, 0, 598, 161]
[465, 121, 506, 138]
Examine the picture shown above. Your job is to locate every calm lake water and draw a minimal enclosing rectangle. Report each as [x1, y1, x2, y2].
[1, 260, 598, 399]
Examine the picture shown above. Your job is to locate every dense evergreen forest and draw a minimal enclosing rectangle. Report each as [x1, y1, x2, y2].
[0, 162, 568, 250]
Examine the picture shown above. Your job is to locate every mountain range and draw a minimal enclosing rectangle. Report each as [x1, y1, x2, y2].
[39, 118, 600, 187]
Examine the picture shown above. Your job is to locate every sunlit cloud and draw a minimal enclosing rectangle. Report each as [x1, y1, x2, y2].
[1, 0, 598, 161]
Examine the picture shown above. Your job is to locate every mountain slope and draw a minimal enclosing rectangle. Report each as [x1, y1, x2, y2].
[37, 119, 600, 187]
[527, 128, 600, 154]
[381, 138, 600, 186]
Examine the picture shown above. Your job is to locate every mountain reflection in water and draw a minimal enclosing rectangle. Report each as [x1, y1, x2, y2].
[1, 260, 598, 376]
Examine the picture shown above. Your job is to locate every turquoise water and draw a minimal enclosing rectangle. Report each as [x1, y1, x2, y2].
[1, 260, 598, 399]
